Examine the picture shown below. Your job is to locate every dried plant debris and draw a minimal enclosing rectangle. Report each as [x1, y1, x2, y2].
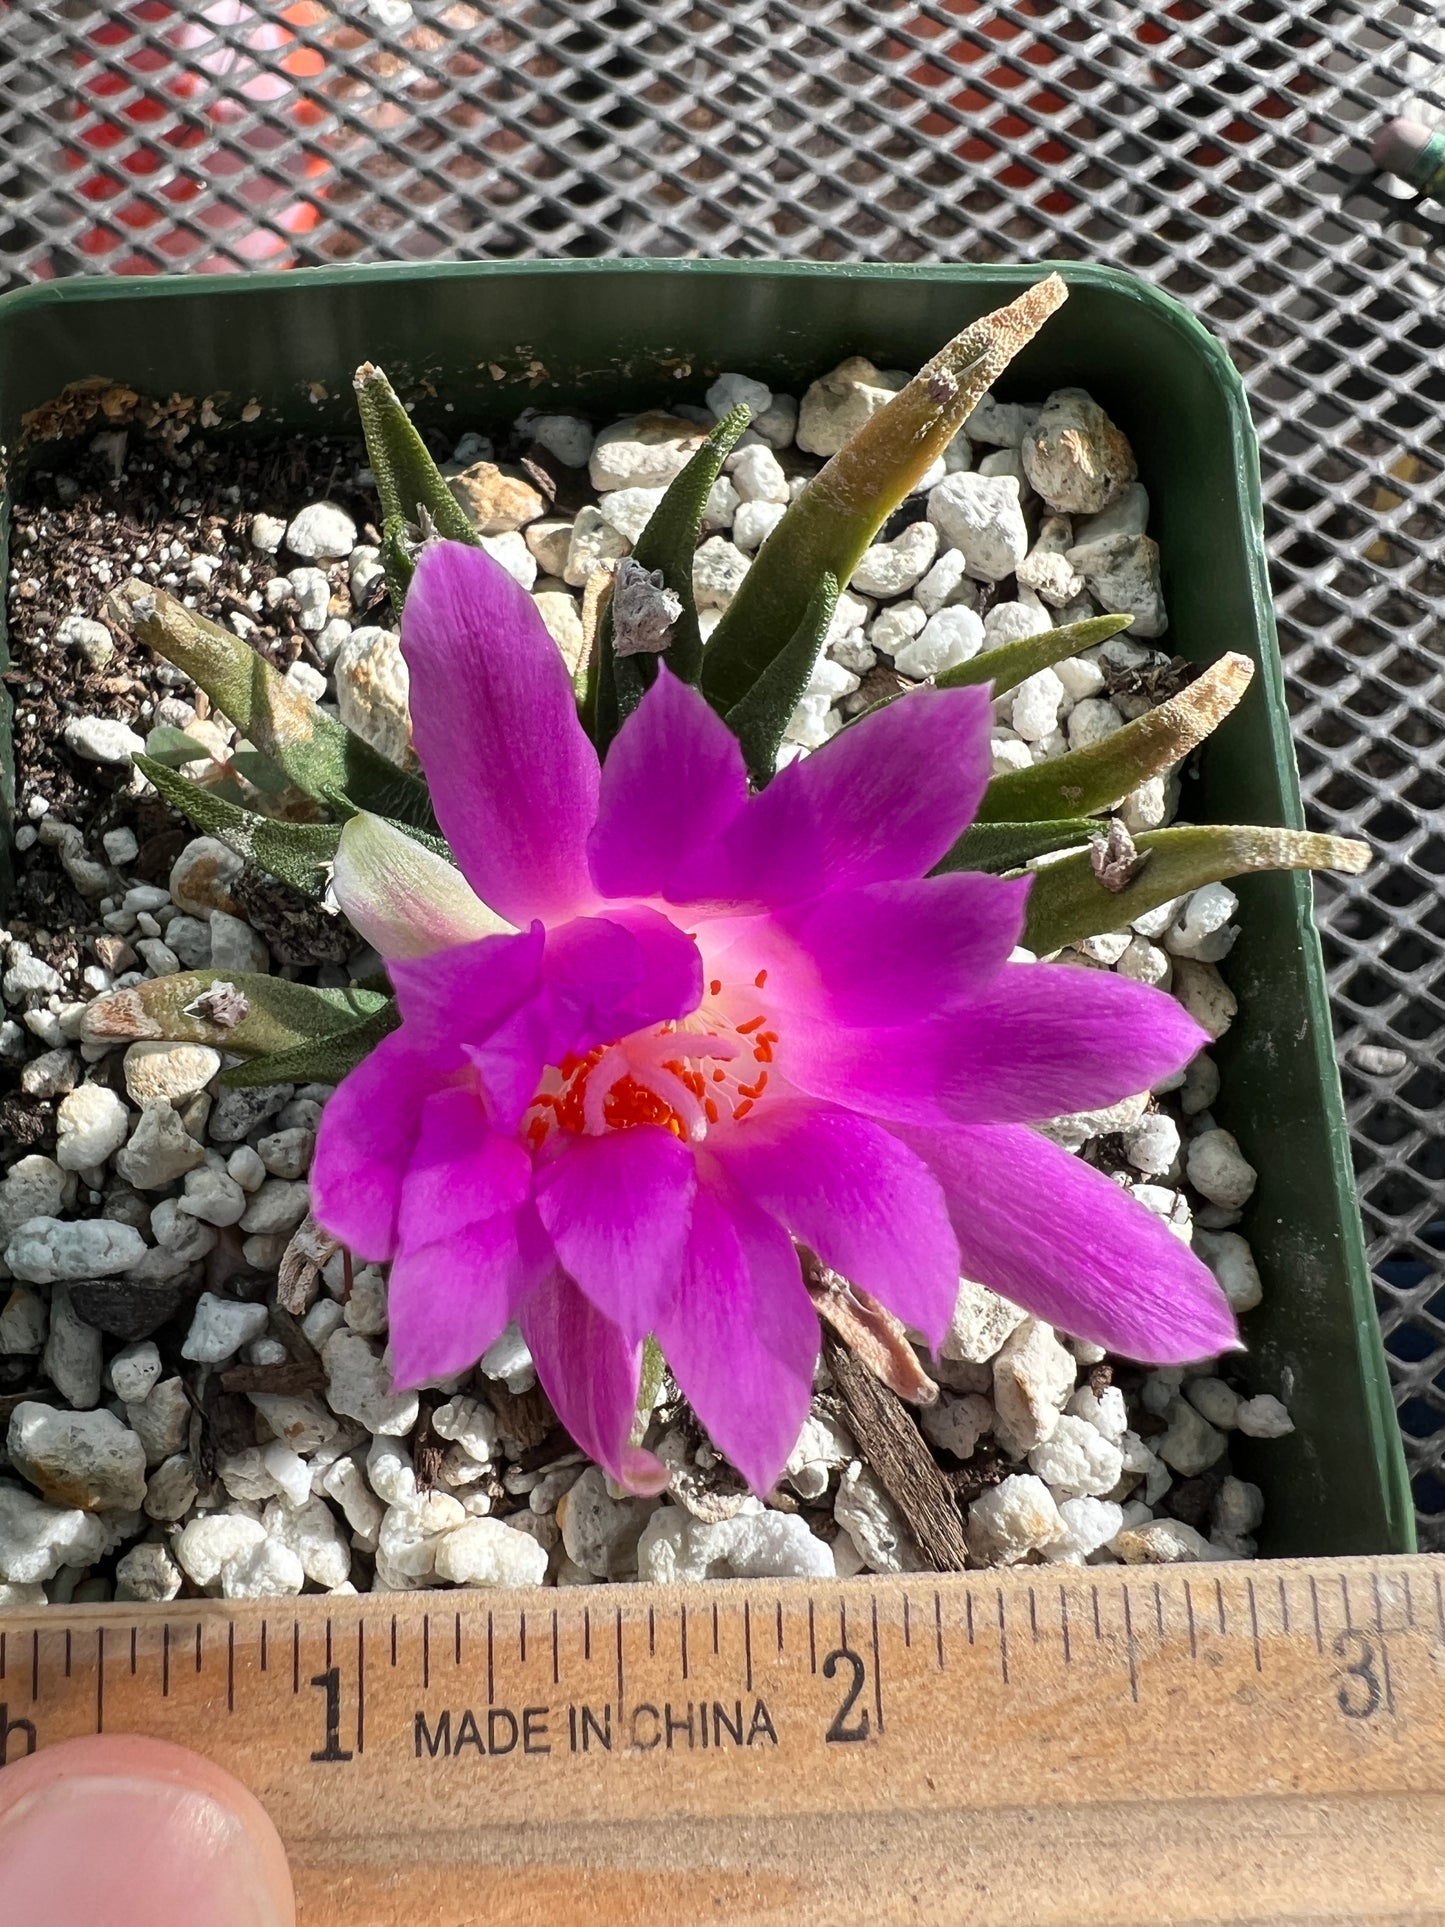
[0, 372, 1291, 1608]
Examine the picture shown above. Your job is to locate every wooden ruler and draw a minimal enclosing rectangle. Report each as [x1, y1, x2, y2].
[4, 1554, 1445, 1924]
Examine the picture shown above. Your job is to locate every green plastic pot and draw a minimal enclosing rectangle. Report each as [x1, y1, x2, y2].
[0, 259, 1412, 1558]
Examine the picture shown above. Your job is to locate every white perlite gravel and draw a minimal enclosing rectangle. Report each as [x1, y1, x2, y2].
[0, 360, 1294, 1604]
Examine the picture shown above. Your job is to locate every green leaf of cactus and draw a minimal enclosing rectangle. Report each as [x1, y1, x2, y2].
[110, 580, 436, 834]
[935, 613, 1134, 698]
[723, 573, 841, 788]
[699, 274, 1069, 713]
[143, 724, 210, 768]
[135, 756, 342, 898]
[219, 999, 400, 1088]
[353, 362, 481, 609]
[227, 748, 292, 796]
[594, 406, 753, 756]
[80, 971, 390, 1058]
[1021, 824, 1371, 955]
[976, 651, 1254, 824]
[934, 817, 1096, 876]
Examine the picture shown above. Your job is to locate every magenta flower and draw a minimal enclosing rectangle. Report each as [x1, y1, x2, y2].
[312, 542, 1237, 1495]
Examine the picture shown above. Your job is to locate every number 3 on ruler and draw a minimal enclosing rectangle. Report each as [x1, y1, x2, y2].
[822, 1647, 870, 1744]
[1332, 1630, 1384, 1721]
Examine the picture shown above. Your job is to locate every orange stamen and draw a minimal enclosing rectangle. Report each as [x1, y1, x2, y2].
[754, 969, 768, 988]
[709, 979, 722, 996]
[736, 1015, 765, 1035]
[733, 1098, 755, 1120]
[704, 1097, 719, 1123]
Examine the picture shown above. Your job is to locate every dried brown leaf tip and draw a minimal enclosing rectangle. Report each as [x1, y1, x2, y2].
[1091, 821, 1151, 893]
[805, 1258, 939, 1407]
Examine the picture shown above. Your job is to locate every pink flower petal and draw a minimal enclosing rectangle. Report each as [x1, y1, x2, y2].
[310, 1030, 443, 1262]
[589, 666, 749, 900]
[761, 871, 1032, 1028]
[906, 1122, 1240, 1362]
[654, 1154, 818, 1495]
[710, 1099, 960, 1347]
[519, 1270, 666, 1492]
[396, 1085, 534, 1251]
[532, 1126, 697, 1345]
[778, 964, 1209, 1127]
[469, 907, 702, 1131]
[388, 1204, 546, 1388]
[668, 684, 993, 910]
[403, 541, 600, 925]
[387, 923, 545, 1055]
[332, 812, 514, 960]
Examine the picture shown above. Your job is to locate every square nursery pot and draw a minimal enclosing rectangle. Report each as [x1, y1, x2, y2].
[0, 259, 1413, 1560]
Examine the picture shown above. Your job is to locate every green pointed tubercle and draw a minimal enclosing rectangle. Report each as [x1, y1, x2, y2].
[977, 651, 1254, 825]
[353, 361, 481, 605]
[936, 613, 1134, 698]
[111, 580, 435, 833]
[136, 756, 341, 899]
[699, 273, 1069, 713]
[80, 970, 391, 1058]
[724, 573, 841, 788]
[594, 406, 753, 755]
[1021, 824, 1371, 955]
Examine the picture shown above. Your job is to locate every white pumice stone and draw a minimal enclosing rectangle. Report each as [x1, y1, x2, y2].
[7, 1401, 148, 1511]
[1121, 1111, 1181, 1176]
[209, 910, 270, 974]
[1072, 481, 1150, 546]
[1186, 1127, 1257, 1209]
[54, 1082, 130, 1172]
[126, 1378, 191, 1466]
[63, 715, 146, 765]
[850, 521, 938, 598]
[116, 1100, 206, 1190]
[941, 1280, 1027, 1365]
[109, 1340, 162, 1404]
[176, 1163, 248, 1228]
[562, 506, 629, 586]
[990, 734, 1032, 776]
[263, 1495, 352, 1589]
[59, 611, 118, 666]
[1157, 1397, 1228, 1476]
[0, 1485, 110, 1584]
[1112, 1518, 1223, 1564]
[637, 1507, 836, 1584]
[1171, 958, 1237, 1040]
[557, 1466, 656, 1579]
[835, 1461, 923, 1574]
[1027, 1414, 1125, 1498]
[1009, 666, 1066, 742]
[333, 627, 412, 766]
[706, 371, 772, 420]
[1213, 1476, 1265, 1538]
[0, 1155, 67, 1244]
[431, 1395, 499, 1464]
[434, 1518, 550, 1588]
[796, 356, 903, 457]
[378, 1490, 468, 1582]
[1235, 1394, 1294, 1439]
[1066, 1384, 1129, 1442]
[123, 1040, 221, 1103]
[285, 501, 357, 560]
[893, 605, 985, 680]
[919, 1392, 994, 1460]
[524, 413, 594, 467]
[1186, 1377, 1241, 1430]
[597, 485, 666, 543]
[732, 500, 786, 551]
[321, 1455, 384, 1539]
[913, 548, 977, 616]
[783, 1412, 855, 1500]
[115, 1541, 183, 1602]
[5, 1215, 146, 1284]
[287, 566, 331, 632]
[983, 597, 1050, 647]
[1066, 694, 1125, 749]
[176, 1513, 268, 1589]
[1045, 1496, 1126, 1563]
[1192, 1229, 1263, 1314]
[144, 1454, 198, 1522]
[222, 1537, 306, 1600]
[1166, 883, 1240, 960]
[1022, 388, 1137, 515]
[963, 390, 1039, 447]
[992, 1320, 1077, 1457]
[730, 443, 790, 503]
[925, 472, 1029, 580]
[0, 1286, 48, 1355]
[261, 1442, 314, 1509]
[590, 414, 706, 491]
[324, 1332, 418, 1436]
[1068, 531, 1166, 637]
[691, 536, 750, 609]
[967, 1474, 1064, 1564]
[480, 1324, 536, 1395]
[182, 1293, 270, 1364]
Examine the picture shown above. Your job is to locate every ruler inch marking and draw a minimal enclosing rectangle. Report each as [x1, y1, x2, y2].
[227, 1622, 235, 1712]
[454, 1611, 461, 1667]
[193, 1623, 199, 1675]
[1154, 1580, 1165, 1640]
[129, 1626, 136, 1677]
[1184, 1579, 1197, 1659]
[552, 1609, 559, 1687]
[682, 1604, 690, 1682]
[162, 1623, 169, 1699]
[293, 1621, 300, 1695]
[934, 1590, 944, 1671]
[65, 1629, 71, 1679]
[422, 1615, 429, 1691]
[389, 1616, 395, 1669]
[647, 1607, 654, 1658]
[807, 1599, 816, 1675]
[357, 1620, 365, 1757]
[1029, 1586, 1039, 1643]
[520, 1611, 527, 1667]
[95, 1627, 104, 1734]
[744, 1600, 753, 1693]
[1090, 1583, 1102, 1642]
[616, 1608, 625, 1702]
[487, 1610, 495, 1705]
[1279, 1574, 1290, 1636]
[996, 1589, 1009, 1686]
[712, 1601, 720, 1656]
[776, 1600, 784, 1654]
[1310, 1572, 1324, 1654]
[1214, 1578, 1226, 1637]
[966, 1590, 975, 1647]
[260, 1621, 268, 1674]
[1059, 1586, 1071, 1665]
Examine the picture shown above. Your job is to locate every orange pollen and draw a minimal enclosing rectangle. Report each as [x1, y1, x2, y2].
[754, 969, 768, 988]
[736, 1014, 765, 1035]
[709, 979, 722, 996]
[733, 1099, 755, 1119]
[704, 1097, 719, 1123]
[603, 1075, 686, 1138]
[738, 1071, 769, 1100]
